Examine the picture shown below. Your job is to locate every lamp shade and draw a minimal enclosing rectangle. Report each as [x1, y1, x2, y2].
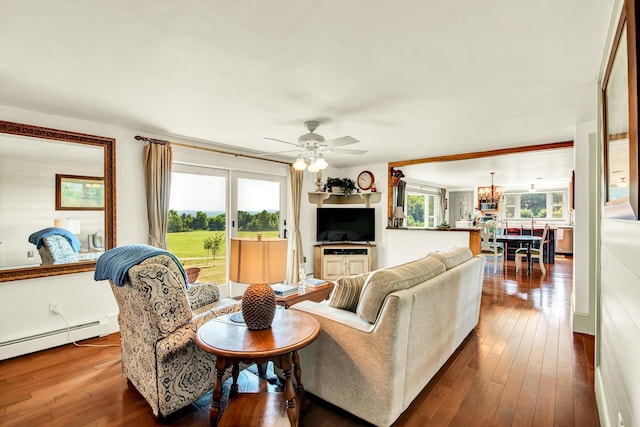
[393, 206, 405, 219]
[229, 237, 288, 284]
[54, 218, 81, 234]
[229, 237, 288, 330]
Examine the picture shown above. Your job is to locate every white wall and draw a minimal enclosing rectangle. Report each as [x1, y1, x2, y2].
[594, 1, 640, 426]
[573, 121, 598, 334]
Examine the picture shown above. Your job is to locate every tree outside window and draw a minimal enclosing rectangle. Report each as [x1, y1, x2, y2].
[504, 191, 565, 220]
[407, 192, 439, 227]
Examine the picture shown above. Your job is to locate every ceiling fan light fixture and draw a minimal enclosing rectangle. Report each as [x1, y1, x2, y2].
[307, 159, 320, 173]
[293, 156, 307, 170]
[315, 154, 328, 170]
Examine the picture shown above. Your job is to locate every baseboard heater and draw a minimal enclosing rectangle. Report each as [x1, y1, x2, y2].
[0, 320, 102, 360]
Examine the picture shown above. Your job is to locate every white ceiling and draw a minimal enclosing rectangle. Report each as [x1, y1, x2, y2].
[0, 1, 612, 182]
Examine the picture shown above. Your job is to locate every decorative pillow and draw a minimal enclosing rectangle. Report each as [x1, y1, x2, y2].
[356, 256, 446, 323]
[328, 272, 371, 312]
[428, 246, 473, 270]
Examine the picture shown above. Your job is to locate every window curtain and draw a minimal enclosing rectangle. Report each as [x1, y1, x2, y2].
[396, 179, 407, 208]
[143, 142, 172, 249]
[440, 187, 447, 223]
[287, 166, 304, 284]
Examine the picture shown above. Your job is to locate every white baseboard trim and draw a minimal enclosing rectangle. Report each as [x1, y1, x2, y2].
[0, 316, 113, 361]
[595, 367, 612, 427]
[572, 311, 595, 335]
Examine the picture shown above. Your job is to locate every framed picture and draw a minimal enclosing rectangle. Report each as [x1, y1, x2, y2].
[56, 174, 105, 210]
[602, 0, 639, 220]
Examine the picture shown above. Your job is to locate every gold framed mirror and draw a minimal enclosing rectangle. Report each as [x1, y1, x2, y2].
[0, 121, 116, 282]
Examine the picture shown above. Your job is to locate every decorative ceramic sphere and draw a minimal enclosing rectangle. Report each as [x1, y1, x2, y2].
[241, 283, 276, 330]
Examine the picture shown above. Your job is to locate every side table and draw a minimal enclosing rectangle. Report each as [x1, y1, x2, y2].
[196, 308, 320, 426]
[275, 281, 335, 309]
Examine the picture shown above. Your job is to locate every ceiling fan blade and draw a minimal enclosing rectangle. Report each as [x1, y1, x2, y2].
[257, 149, 300, 156]
[330, 148, 368, 155]
[324, 135, 359, 147]
[264, 137, 300, 147]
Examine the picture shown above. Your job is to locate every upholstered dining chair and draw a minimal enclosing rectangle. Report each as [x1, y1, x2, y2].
[479, 223, 504, 274]
[95, 246, 242, 417]
[515, 223, 549, 275]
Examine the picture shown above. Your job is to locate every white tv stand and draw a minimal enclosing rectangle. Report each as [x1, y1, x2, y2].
[313, 243, 376, 281]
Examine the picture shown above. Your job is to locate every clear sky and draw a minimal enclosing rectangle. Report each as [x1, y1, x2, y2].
[169, 172, 280, 212]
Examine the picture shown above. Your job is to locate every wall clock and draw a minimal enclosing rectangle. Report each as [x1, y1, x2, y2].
[357, 170, 375, 191]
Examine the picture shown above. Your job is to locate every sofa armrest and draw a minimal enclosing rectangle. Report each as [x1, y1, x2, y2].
[291, 300, 374, 332]
[290, 295, 412, 427]
[187, 282, 221, 310]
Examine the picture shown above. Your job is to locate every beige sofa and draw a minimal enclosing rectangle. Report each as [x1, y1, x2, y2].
[290, 246, 485, 427]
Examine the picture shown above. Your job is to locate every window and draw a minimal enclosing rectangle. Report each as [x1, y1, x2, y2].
[167, 169, 284, 287]
[168, 170, 228, 284]
[504, 190, 566, 220]
[406, 191, 440, 227]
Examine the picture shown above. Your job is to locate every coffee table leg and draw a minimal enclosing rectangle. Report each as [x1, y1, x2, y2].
[210, 356, 227, 426]
[280, 353, 298, 426]
[292, 350, 307, 410]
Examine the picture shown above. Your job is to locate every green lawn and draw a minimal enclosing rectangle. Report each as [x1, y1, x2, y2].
[167, 230, 280, 283]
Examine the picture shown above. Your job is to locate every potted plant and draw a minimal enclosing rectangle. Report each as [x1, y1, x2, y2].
[325, 177, 357, 196]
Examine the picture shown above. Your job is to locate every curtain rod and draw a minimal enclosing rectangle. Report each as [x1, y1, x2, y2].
[134, 135, 291, 165]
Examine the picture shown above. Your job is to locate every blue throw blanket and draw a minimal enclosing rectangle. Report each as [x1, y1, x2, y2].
[28, 227, 82, 252]
[94, 244, 189, 287]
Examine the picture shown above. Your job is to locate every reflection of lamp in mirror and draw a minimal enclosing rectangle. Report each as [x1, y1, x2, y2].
[393, 206, 406, 228]
[529, 184, 536, 193]
[618, 177, 629, 188]
[229, 235, 288, 330]
[54, 218, 82, 234]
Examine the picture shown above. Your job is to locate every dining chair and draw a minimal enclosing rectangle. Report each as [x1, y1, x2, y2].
[515, 223, 549, 274]
[480, 223, 504, 274]
[505, 225, 523, 261]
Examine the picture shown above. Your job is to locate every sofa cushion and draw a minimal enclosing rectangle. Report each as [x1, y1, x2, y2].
[356, 256, 446, 323]
[428, 246, 473, 270]
[328, 272, 370, 312]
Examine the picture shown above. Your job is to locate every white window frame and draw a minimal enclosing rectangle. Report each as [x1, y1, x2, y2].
[503, 189, 567, 220]
[405, 188, 441, 228]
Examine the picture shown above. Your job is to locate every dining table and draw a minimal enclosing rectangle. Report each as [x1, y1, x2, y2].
[495, 234, 542, 275]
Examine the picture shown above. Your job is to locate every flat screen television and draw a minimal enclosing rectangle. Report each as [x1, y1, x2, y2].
[316, 208, 375, 243]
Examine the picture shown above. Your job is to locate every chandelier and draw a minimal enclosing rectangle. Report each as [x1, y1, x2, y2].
[477, 172, 504, 206]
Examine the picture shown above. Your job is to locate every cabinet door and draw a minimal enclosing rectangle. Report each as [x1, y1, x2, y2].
[323, 256, 346, 280]
[346, 255, 369, 276]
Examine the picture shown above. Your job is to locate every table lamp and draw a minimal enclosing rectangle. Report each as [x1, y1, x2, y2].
[54, 218, 82, 234]
[229, 235, 288, 330]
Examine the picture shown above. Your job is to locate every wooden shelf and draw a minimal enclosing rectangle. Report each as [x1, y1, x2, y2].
[308, 192, 382, 208]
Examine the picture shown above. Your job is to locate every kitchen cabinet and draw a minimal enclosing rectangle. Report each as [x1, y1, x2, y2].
[555, 227, 573, 255]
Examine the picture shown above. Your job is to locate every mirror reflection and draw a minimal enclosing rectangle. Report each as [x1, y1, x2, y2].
[0, 121, 115, 282]
[0, 135, 103, 268]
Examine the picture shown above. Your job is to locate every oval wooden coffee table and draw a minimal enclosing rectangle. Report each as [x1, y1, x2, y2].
[196, 308, 320, 426]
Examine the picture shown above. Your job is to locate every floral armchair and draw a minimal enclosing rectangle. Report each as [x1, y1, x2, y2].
[39, 235, 79, 264]
[107, 254, 241, 417]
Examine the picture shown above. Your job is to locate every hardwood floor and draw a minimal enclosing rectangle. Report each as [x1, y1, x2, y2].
[0, 257, 599, 426]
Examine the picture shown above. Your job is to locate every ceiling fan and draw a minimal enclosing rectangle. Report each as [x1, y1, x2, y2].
[263, 120, 367, 171]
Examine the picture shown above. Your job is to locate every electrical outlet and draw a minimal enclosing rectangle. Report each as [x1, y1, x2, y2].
[49, 301, 61, 316]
